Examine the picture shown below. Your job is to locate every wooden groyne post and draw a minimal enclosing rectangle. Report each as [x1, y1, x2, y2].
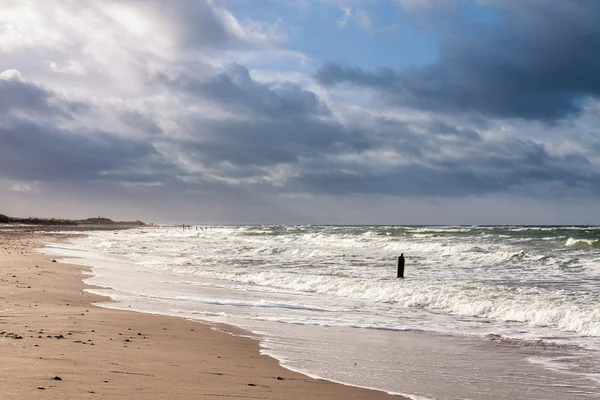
[397, 253, 405, 278]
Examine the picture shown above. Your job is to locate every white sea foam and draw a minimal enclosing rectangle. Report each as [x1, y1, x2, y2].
[64, 226, 600, 339]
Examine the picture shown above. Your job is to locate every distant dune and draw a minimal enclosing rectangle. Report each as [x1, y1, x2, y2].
[0, 214, 145, 226]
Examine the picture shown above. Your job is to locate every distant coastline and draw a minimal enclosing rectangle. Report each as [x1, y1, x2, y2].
[0, 213, 145, 227]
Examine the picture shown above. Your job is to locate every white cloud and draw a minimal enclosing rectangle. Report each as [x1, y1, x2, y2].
[337, 7, 353, 28]
[220, 10, 289, 47]
[11, 182, 38, 192]
[0, 69, 23, 81]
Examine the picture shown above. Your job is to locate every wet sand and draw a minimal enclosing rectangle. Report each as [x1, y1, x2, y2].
[0, 230, 403, 400]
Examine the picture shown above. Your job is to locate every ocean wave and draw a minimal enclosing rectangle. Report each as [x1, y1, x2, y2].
[78, 227, 600, 339]
[565, 238, 600, 248]
[192, 270, 600, 337]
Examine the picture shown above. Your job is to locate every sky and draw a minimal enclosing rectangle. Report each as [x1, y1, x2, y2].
[1, 0, 600, 225]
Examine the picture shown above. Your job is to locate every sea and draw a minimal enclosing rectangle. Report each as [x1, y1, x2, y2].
[43, 225, 600, 400]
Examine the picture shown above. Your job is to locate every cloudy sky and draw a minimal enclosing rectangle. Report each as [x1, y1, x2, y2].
[1, 0, 600, 224]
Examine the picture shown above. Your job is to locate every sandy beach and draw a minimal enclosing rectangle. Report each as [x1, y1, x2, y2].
[0, 229, 403, 400]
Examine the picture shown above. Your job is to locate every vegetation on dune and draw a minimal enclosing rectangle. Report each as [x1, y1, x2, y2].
[0, 214, 144, 226]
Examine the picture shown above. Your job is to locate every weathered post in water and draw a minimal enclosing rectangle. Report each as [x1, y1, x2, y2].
[397, 253, 405, 278]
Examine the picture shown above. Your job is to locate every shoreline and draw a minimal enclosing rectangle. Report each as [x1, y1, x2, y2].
[0, 229, 404, 399]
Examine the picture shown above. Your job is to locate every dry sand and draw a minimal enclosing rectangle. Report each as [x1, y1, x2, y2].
[0, 230, 404, 399]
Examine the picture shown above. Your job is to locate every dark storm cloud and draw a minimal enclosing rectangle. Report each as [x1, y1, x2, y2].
[159, 61, 600, 199]
[167, 64, 329, 117]
[0, 76, 77, 116]
[2, 62, 597, 202]
[166, 97, 599, 199]
[0, 118, 167, 183]
[0, 77, 52, 114]
[0, 77, 169, 185]
[177, 117, 373, 169]
[289, 137, 600, 198]
[2, 56, 597, 205]
[315, 1, 600, 120]
[0, 75, 89, 118]
[120, 111, 163, 136]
